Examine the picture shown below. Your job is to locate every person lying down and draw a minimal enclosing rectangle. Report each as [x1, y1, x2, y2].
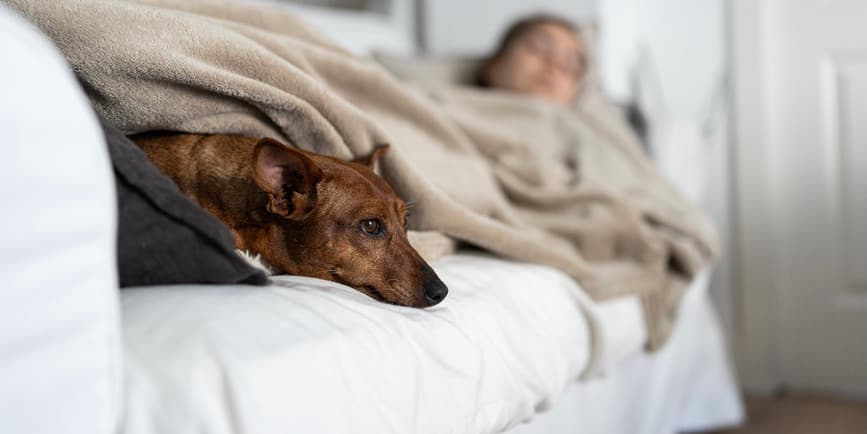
[376, 14, 721, 348]
[476, 14, 587, 106]
[472, 14, 648, 147]
[14, 0, 719, 350]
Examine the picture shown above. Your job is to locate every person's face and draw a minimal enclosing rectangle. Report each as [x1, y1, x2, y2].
[485, 23, 585, 105]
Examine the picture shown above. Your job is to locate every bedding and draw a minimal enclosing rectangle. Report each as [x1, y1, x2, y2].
[505, 274, 742, 434]
[7, 0, 716, 349]
[120, 253, 730, 434]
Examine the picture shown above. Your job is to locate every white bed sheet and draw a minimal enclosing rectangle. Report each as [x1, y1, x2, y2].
[119, 253, 731, 434]
[506, 273, 744, 434]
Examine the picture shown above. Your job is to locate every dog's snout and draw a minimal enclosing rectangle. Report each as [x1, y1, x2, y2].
[423, 278, 448, 305]
[421, 264, 448, 306]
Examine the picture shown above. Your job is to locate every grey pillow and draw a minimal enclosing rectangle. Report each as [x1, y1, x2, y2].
[99, 117, 267, 287]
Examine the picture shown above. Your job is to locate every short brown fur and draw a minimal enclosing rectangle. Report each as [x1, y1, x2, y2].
[132, 133, 448, 307]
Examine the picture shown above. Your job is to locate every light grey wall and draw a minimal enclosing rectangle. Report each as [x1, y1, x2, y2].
[598, 0, 726, 121]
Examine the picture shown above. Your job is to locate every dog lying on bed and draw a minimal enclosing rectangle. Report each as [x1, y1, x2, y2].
[132, 133, 448, 307]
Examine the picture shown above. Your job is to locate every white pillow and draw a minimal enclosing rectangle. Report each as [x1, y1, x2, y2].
[0, 7, 121, 434]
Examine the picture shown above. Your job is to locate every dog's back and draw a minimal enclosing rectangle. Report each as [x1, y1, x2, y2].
[134, 133, 268, 226]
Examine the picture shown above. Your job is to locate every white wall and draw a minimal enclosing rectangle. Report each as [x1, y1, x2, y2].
[598, 0, 726, 122]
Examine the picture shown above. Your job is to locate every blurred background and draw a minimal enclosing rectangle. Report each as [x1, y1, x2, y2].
[262, 0, 867, 430]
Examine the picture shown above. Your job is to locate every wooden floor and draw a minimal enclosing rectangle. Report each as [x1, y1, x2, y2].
[713, 394, 867, 434]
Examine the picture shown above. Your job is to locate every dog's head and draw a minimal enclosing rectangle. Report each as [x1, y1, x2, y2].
[245, 138, 448, 307]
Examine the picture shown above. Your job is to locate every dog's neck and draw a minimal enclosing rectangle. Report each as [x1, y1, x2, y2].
[137, 133, 275, 251]
[188, 165, 267, 230]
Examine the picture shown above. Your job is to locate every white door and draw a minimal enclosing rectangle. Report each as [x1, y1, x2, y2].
[733, 0, 867, 397]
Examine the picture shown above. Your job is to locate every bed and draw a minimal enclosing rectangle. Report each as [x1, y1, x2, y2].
[0, 1, 744, 433]
[120, 254, 741, 434]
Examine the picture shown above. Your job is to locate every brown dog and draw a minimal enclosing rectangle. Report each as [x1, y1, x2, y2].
[132, 133, 448, 307]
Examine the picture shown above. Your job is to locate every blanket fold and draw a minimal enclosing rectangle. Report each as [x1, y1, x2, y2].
[6, 0, 718, 350]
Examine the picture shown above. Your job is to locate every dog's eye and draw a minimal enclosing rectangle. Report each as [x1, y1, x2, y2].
[360, 219, 382, 236]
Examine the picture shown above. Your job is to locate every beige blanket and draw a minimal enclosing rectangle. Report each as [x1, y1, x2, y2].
[7, 0, 718, 350]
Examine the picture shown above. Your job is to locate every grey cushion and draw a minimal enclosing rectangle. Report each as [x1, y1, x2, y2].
[100, 117, 267, 287]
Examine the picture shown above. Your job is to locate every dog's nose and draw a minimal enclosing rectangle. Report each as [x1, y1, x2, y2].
[422, 264, 448, 306]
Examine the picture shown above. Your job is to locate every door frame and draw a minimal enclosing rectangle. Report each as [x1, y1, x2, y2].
[729, 0, 783, 394]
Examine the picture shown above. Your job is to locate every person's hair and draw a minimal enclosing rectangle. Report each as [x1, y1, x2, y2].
[475, 14, 581, 87]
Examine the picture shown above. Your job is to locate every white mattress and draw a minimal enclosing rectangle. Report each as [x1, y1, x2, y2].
[120, 253, 735, 434]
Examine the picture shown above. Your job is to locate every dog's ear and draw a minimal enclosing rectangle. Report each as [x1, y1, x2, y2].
[252, 138, 322, 220]
[353, 144, 389, 169]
